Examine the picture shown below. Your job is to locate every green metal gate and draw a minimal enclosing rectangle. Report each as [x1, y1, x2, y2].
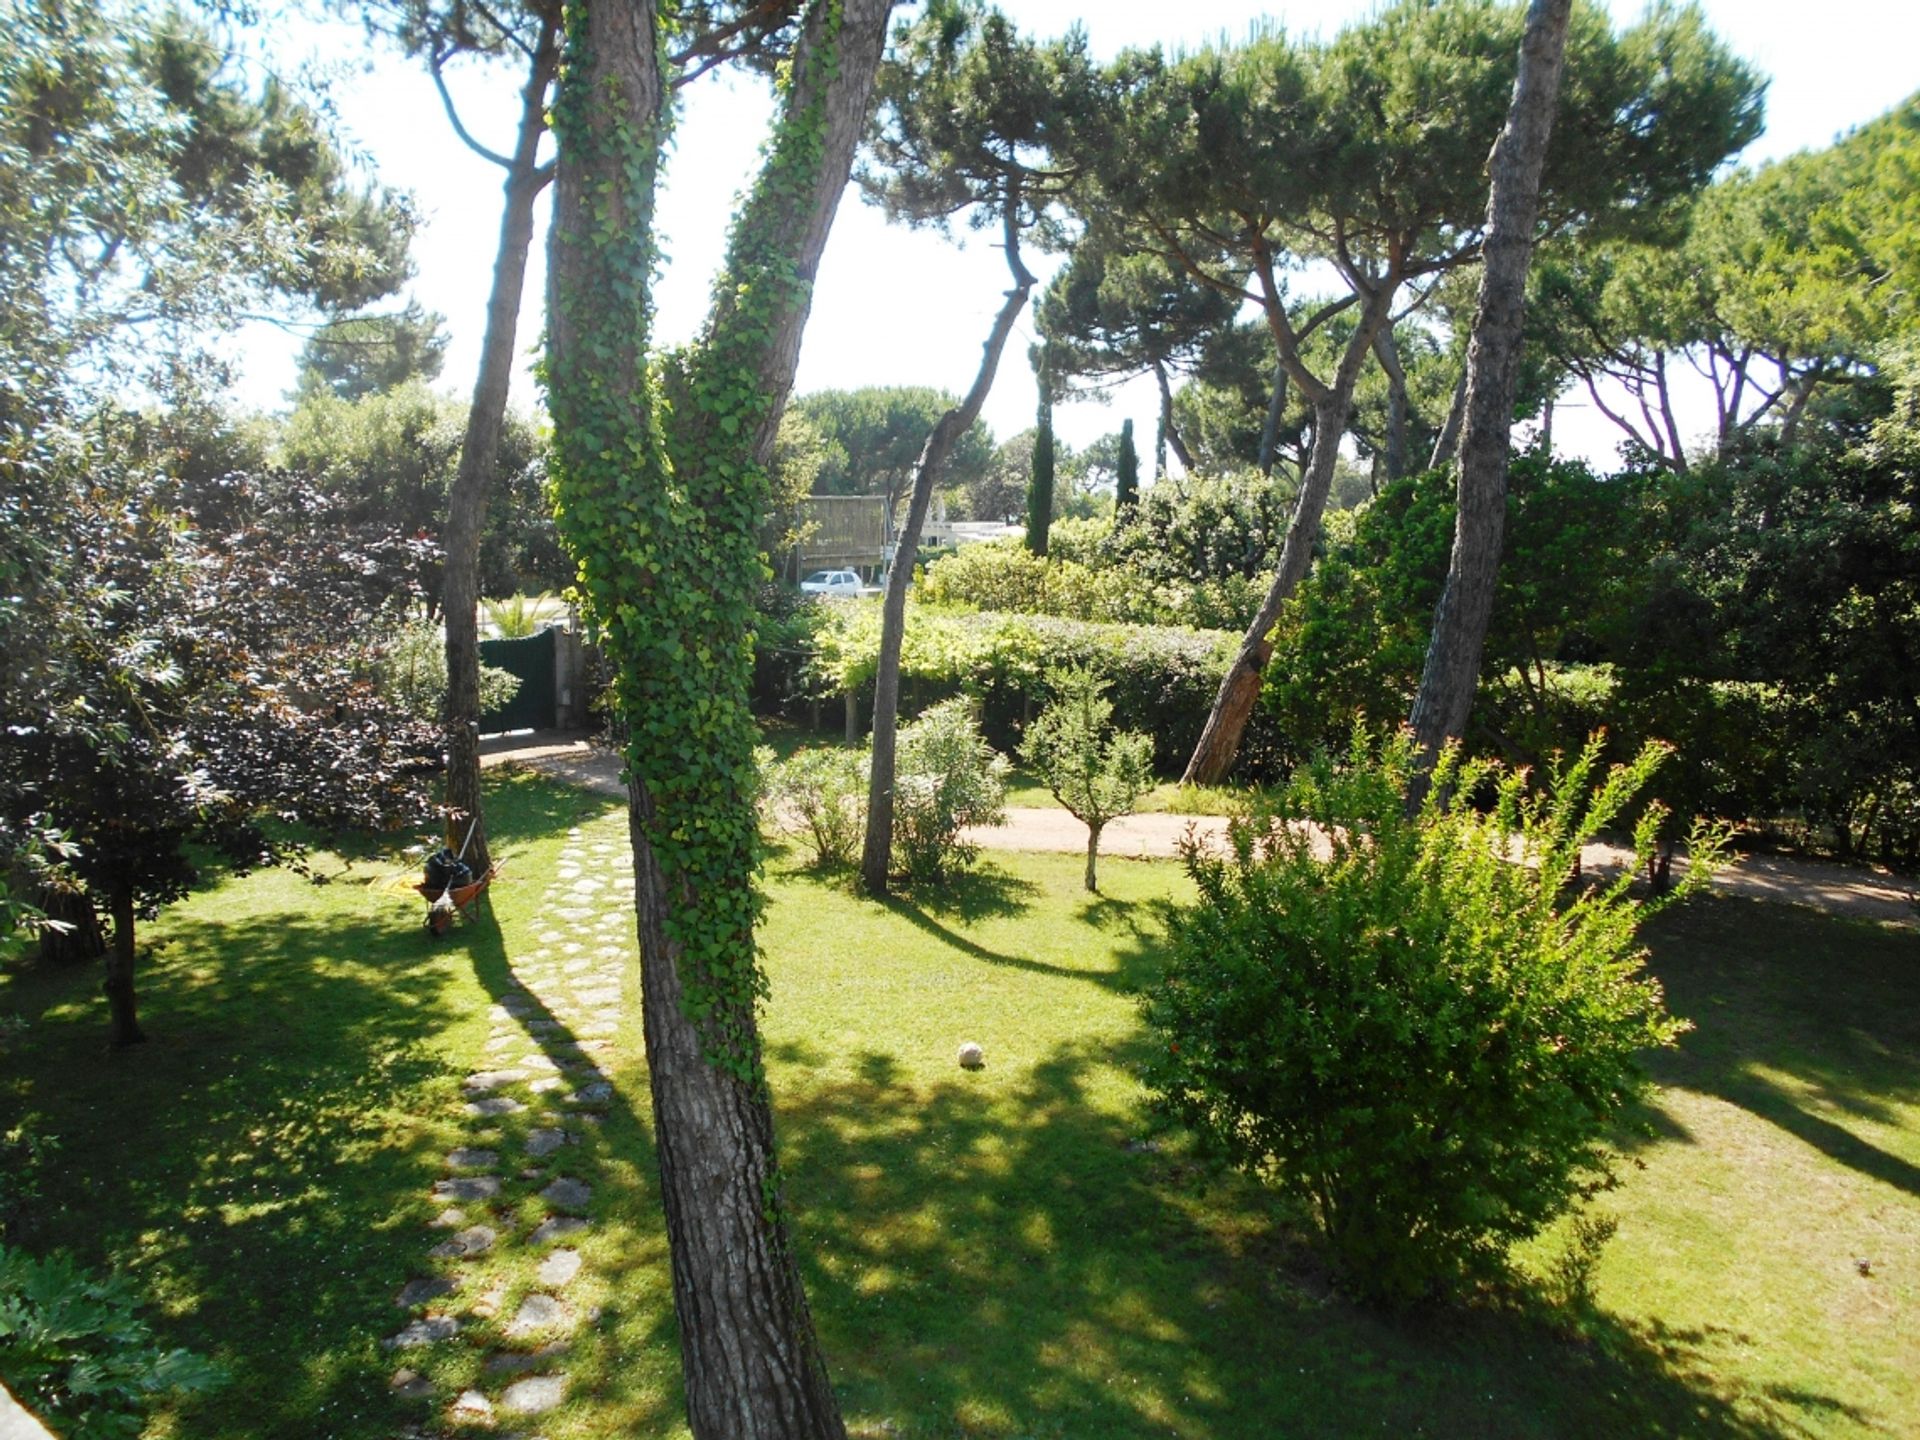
[478, 628, 558, 733]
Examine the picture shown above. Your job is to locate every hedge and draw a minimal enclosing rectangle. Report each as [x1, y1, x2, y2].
[753, 601, 1289, 779]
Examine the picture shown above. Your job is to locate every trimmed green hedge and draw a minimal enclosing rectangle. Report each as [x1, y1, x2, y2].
[754, 601, 1288, 778]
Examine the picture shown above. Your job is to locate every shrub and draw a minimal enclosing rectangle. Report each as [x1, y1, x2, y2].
[371, 618, 520, 723]
[0, 1245, 222, 1440]
[763, 745, 867, 869]
[892, 698, 1008, 882]
[1019, 667, 1154, 891]
[1140, 729, 1722, 1304]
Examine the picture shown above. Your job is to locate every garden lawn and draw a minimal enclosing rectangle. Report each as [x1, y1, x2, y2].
[1, 771, 1914, 1438]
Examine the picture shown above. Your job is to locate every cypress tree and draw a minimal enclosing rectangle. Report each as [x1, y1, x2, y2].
[1115, 417, 1139, 514]
[1027, 348, 1054, 556]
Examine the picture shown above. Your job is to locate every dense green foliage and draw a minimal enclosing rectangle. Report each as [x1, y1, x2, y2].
[1026, 353, 1055, 555]
[276, 381, 565, 605]
[1142, 732, 1719, 1302]
[0, 1246, 222, 1439]
[372, 618, 521, 723]
[763, 745, 867, 869]
[788, 385, 994, 514]
[769, 602, 1289, 776]
[888, 698, 1009, 882]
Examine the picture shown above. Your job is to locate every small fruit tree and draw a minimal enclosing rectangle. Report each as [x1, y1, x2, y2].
[1019, 666, 1154, 892]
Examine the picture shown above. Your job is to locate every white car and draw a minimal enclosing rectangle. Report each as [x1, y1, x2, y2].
[799, 569, 865, 597]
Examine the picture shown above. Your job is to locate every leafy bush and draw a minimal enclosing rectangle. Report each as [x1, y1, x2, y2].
[891, 699, 1008, 882]
[0, 1246, 222, 1439]
[793, 605, 1290, 780]
[371, 618, 520, 723]
[1019, 667, 1154, 891]
[762, 745, 867, 869]
[1140, 730, 1721, 1304]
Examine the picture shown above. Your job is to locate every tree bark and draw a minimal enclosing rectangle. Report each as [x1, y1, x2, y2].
[35, 883, 104, 964]
[1373, 321, 1410, 483]
[104, 879, 144, 1048]
[1257, 363, 1288, 477]
[441, 17, 560, 876]
[1182, 329, 1389, 785]
[1430, 365, 1468, 470]
[1084, 822, 1102, 892]
[862, 208, 1034, 895]
[1180, 229, 1403, 786]
[1407, 0, 1573, 781]
[545, 1, 888, 1434]
[1152, 358, 1193, 473]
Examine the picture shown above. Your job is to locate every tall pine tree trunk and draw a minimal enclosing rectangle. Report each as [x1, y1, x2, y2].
[546, 1, 888, 1433]
[1408, 0, 1573, 774]
[441, 19, 559, 875]
[862, 211, 1033, 896]
[1373, 321, 1410, 483]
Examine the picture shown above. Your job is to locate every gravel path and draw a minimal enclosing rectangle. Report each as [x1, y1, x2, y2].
[483, 736, 1917, 928]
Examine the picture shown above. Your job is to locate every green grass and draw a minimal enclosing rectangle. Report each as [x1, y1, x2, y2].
[2, 773, 1916, 1438]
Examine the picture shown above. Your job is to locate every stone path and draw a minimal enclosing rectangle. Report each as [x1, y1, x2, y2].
[484, 737, 1919, 928]
[383, 823, 636, 1435]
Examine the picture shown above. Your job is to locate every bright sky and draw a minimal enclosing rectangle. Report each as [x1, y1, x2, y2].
[232, 1, 1920, 468]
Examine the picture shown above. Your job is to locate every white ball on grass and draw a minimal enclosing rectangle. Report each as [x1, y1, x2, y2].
[957, 1042, 985, 1070]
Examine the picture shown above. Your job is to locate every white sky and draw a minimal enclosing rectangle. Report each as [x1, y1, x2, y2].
[230, 1, 1920, 469]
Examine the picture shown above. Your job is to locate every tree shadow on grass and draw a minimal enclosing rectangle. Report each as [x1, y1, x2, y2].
[1638, 896, 1920, 1197]
[767, 923, 1845, 1440]
[6, 895, 471, 1440]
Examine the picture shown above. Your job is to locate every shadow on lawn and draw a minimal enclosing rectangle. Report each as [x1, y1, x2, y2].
[1641, 896, 1920, 1198]
[770, 923, 1835, 1440]
[10, 895, 468, 1440]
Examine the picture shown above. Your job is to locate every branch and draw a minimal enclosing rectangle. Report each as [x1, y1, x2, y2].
[431, 50, 514, 169]
[469, 0, 538, 61]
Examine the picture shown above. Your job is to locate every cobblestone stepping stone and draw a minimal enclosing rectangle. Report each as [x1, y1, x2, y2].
[384, 1316, 460, 1349]
[506, 1293, 566, 1337]
[536, 1249, 582, 1289]
[567, 1082, 613, 1106]
[485, 1034, 518, 1052]
[540, 1177, 591, 1211]
[447, 1148, 498, 1170]
[462, 1070, 527, 1093]
[528, 1075, 565, 1094]
[518, 1054, 561, 1072]
[502, 1374, 568, 1415]
[429, 1225, 497, 1260]
[451, 1389, 493, 1420]
[389, 1366, 434, 1400]
[525, 1128, 570, 1158]
[396, 1276, 458, 1308]
[529, 1215, 587, 1246]
[432, 1176, 501, 1203]
[484, 1341, 570, 1377]
[430, 1207, 468, 1229]
[465, 1095, 526, 1117]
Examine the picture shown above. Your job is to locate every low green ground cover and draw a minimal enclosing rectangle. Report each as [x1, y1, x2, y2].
[1, 772, 1913, 1437]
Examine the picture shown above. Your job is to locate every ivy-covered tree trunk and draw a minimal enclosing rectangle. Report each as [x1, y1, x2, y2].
[861, 213, 1034, 896]
[104, 878, 143, 1048]
[441, 18, 559, 876]
[546, 0, 888, 1434]
[1409, 0, 1573, 771]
